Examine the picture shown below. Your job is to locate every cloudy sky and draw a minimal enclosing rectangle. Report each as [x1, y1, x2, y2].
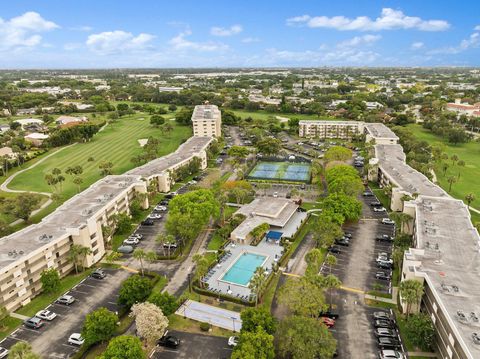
[1, 0, 480, 68]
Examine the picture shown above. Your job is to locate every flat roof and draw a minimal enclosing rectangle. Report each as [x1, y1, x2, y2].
[299, 120, 362, 126]
[365, 123, 399, 140]
[127, 136, 212, 177]
[191, 105, 221, 122]
[411, 196, 480, 358]
[374, 144, 447, 197]
[234, 198, 299, 228]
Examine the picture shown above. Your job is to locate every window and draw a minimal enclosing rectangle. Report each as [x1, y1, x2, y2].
[90, 233, 97, 239]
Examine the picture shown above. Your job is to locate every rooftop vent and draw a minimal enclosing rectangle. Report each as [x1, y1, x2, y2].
[472, 333, 480, 345]
[38, 234, 53, 242]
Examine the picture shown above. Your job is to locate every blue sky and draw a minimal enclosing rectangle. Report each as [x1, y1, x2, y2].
[1, 0, 480, 68]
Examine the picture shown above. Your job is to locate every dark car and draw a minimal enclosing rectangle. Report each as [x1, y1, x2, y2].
[377, 337, 401, 350]
[159, 200, 169, 206]
[91, 269, 106, 279]
[370, 201, 382, 206]
[377, 261, 393, 270]
[141, 219, 154, 226]
[343, 232, 353, 238]
[319, 310, 340, 320]
[335, 238, 350, 246]
[375, 271, 391, 280]
[375, 328, 397, 338]
[376, 235, 394, 242]
[158, 335, 180, 348]
[24, 317, 44, 329]
[363, 191, 374, 197]
[373, 311, 391, 321]
[374, 319, 395, 329]
[192, 176, 202, 181]
[328, 246, 341, 254]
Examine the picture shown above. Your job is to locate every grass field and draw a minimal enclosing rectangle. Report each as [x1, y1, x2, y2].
[8, 113, 191, 200]
[407, 124, 480, 209]
[231, 109, 337, 122]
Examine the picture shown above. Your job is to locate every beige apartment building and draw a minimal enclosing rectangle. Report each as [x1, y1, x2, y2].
[299, 120, 363, 139]
[192, 104, 222, 137]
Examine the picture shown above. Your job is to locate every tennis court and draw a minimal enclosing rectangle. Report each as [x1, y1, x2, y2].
[248, 161, 311, 182]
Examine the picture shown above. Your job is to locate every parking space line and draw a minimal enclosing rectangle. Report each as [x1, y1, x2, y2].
[339, 285, 365, 294]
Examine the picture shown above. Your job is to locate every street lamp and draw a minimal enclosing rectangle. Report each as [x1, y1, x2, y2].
[231, 316, 236, 333]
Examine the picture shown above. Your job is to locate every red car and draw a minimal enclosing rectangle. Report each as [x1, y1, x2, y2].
[321, 317, 335, 328]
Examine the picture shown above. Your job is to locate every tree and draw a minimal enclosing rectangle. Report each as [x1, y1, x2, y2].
[130, 302, 169, 346]
[322, 193, 362, 224]
[40, 268, 60, 294]
[133, 249, 147, 276]
[276, 316, 337, 359]
[82, 307, 118, 346]
[99, 161, 114, 176]
[248, 266, 267, 306]
[450, 154, 459, 166]
[148, 292, 178, 316]
[324, 146, 352, 163]
[305, 248, 324, 276]
[277, 275, 326, 317]
[447, 175, 457, 192]
[227, 146, 250, 164]
[7, 342, 40, 359]
[193, 254, 210, 289]
[322, 274, 341, 309]
[5, 193, 41, 222]
[240, 307, 277, 335]
[101, 335, 145, 359]
[405, 313, 435, 351]
[150, 115, 165, 127]
[162, 122, 174, 137]
[255, 137, 281, 156]
[73, 177, 84, 193]
[441, 162, 449, 177]
[325, 164, 363, 196]
[465, 193, 476, 209]
[231, 327, 275, 359]
[399, 279, 424, 317]
[457, 159, 465, 179]
[312, 213, 343, 249]
[118, 275, 153, 308]
[175, 107, 194, 125]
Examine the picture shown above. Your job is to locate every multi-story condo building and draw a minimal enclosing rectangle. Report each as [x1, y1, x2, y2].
[299, 120, 363, 139]
[191, 104, 222, 137]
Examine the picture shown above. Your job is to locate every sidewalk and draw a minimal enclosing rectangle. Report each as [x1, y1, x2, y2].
[408, 351, 437, 358]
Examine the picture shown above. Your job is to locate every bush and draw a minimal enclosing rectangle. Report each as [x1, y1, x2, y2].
[200, 322, 210, 331]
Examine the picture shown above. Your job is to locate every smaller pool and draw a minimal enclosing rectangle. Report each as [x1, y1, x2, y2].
[220, 252, 267, 286]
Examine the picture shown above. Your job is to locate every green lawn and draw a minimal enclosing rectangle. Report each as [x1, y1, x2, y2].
[231, 109, 337, 122]
[0, 316, 22, 340]
[16, 270, 92, 317]
[8, 113, 191, 201]
[407, 124, 480, 208]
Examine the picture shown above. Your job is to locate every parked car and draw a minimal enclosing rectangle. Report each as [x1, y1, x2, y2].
[373, 207, 386, 212]
[328, 246, 341, 254]
[376, 234, 394, 242]
[35, 310, 57, 321]
[319, 310, 340, 320]
[117, 245, 134, 254]
[375, 328, 397, 338]
[377, 337, 401, 350]
[363, 191, 374, 197]
[192, 176, 202, 181]
[343, 232, 353, 238]
[373, 311, 391, 321]
[24, 317, 44, 329]
[154, 205, 167, 212]
[130, 233, 143, 240]
[378, 349, 404, 359]
[158, 334, 180, 348]
[159, 200, 169, 206]
[0, 347, 8, 359]
[163, 242, 178, 249]
[148, 213, 162, 220]
[370, 201, 382, 206]
[141, 219, 154, 226]
[375, 271, 391, 281]
[123, 237, 139, 246]
[321, 317, 335, 328]
[56, 295, 75, 305]
[374, 319, 395, 329]
[273, 192, 278, 198]
[381, 218, 395, 225]
[68, 333, 85, 346]
[228, 336, 239, 347]
[91, 269, 106, 279]
[377, 261, 393, 270]
[335, 238, 350, 246]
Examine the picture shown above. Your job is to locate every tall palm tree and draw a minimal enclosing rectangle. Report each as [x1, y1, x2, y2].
[447, 175, 457, 192]
[68, 244, 82, 274]
[78, 246, 92, 271]
[399, 279, 423, 318]
[322, 273, 341, 309]
[457, 160, 465, 180]
[249, 266, 267, 306]
[465, 193, 476, 210]
[133, 248, 147, 276]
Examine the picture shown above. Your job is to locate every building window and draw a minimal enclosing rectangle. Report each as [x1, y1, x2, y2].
[90, 233, 97, 239]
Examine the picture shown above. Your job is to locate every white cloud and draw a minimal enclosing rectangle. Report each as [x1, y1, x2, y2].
[86, 30, 155, 54]
[0, 11, 59, 51]
[210, 24, 243, 36]
[475, 25, 480, 31]
[411, 41, 424, 49]
[241, 37, 260, 43]
[337, 34, 381, 48]
[429, 32, 480, 55]
[287, 8, 450, 32]
[169, 29, 228, 52]
[64, 43, 82, 51]
[70, 25, 92, 32]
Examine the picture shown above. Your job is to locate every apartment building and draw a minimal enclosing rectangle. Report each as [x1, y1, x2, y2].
[298, 120, 363, 139]
[191, 104, 222, 137]
[446, 99, 480, 117]
[364, 123, 399, 145]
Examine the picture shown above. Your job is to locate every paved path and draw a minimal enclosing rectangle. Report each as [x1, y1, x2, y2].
[408, 351, 437, 357]
[0, 144, 77, 226]
[9, 312, 29, 320]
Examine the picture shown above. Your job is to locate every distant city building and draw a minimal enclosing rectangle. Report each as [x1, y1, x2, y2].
[446, 99, 480, 117]
[299, 120, 363, 139]
[56, 115, 88, 126]
[191, 103, 222, 137]
[14, 118, 44, 130]
[24, 132, 49, 146]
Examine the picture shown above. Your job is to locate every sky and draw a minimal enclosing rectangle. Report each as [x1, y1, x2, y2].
[1, 0, 480, 68]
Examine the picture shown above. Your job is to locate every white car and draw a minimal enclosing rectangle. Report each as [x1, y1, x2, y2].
[379, 349, 404, 359]
[373, 207, 386, 212]
[382, 218, 395, 225]
[0, 347, 8, 359]
[154, 205, 167, 212]
[124, 237, 139, 246]
[376, 256, 393, 264]
[68, 333, 85, 346]
[131, 233, 143, 240]
[273, 192, 278, 198]
[36, 309, 57, 321]
[57, 295, 75, 305]
[148, 213, 162, 220]
[228, 336, 239, 347]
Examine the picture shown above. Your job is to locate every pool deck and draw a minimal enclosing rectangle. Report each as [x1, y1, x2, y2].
[203, 239, 284, 299]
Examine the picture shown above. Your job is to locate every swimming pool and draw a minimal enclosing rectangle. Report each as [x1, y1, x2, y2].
[220, 252, 267, 286]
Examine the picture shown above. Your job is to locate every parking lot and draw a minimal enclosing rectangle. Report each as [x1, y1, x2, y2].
[153, 331, 232, 359]
[320, 189, 397, 359]
[0, 268, 130, 358]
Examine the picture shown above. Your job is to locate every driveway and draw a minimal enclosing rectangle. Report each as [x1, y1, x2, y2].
[153, 330, 232, 359]
[0, 268, 129, 359]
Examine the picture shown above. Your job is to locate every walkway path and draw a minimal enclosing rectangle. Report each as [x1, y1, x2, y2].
[0, 144, 77, 226]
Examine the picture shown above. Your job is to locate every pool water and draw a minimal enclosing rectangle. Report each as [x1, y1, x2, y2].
[220, 253, 267, 286]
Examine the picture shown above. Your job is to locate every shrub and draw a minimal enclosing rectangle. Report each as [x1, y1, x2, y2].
[200, 322, 210, 331]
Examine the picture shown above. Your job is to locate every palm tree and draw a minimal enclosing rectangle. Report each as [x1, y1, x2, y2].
[465, 193, 476, 209]
[193, 254, 209, 289]
[78, 246, 92, 271]
[399, 279, 424, 318]
[447, 175, 457, 192]
[156, 234, 167, 256]
[133, 248, 147, 276]
[450, 154, 459, 166]
[145, 251, 157, 271]
[323, 274, 341, 309]
[441, 162, 449, 177]
[73, 177, 83, 193]
[390, 212, 413, 234]
[457, 160, 465, 180]
[249, 266, 267, 306]
[325, 254, 337, 275]
[68, 244, 91, 274]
